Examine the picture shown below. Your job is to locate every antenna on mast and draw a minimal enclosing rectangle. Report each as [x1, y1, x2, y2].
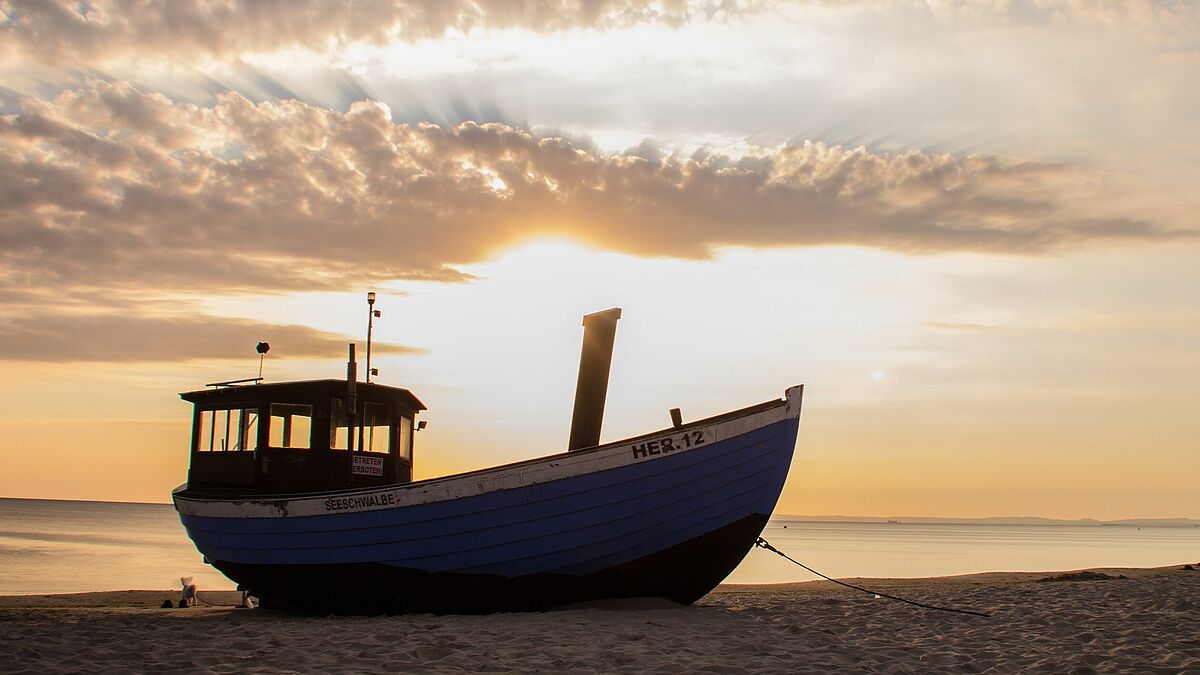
[256, 342, 270, 380]
[365, 292, 381, 383]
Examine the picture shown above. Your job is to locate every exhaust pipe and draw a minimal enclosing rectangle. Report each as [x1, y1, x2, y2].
[568, 308, 622, 451]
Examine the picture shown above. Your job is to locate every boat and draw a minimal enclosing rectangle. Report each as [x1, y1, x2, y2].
[172, 306, 803, 613]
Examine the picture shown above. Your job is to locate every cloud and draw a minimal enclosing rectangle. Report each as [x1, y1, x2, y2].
[1, 0, 757, 66]
[0, 311, 423, 362]
[0, 81, 1186, 299]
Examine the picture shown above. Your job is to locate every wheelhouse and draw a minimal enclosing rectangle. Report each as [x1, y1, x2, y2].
[181, 379, 425, 495]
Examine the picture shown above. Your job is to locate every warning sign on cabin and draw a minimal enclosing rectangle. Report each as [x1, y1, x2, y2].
[352, 455, 384, 476]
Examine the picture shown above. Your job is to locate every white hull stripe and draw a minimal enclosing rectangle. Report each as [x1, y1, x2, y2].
[175, 386, 802, 519]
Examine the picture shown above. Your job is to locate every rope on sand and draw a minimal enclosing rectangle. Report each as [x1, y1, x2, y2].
[754, 537, 991, 618]
[193, 592, 246, 608]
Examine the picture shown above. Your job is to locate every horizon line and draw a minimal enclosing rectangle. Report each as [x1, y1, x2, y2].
[2, 496, 1196, 523]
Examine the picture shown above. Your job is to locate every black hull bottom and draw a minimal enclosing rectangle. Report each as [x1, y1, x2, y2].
[213, 513, 770, 614]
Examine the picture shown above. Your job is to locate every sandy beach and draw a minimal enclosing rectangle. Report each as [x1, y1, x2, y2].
[2, 565, 1197, 673]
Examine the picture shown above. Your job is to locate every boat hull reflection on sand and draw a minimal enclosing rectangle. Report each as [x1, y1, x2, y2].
[173, 386, 802, 613]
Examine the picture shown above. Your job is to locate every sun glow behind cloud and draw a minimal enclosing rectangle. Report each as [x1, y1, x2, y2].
[177, 240, 945, 480]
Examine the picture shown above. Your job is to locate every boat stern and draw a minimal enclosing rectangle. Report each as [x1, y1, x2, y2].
[785, 384, 804, 420]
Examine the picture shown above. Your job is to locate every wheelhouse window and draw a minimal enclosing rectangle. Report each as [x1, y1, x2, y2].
[197, 407, 259, 452]
[331, 398, 350, 450]
[330, 399, 396, 453]
[398, 415, 413, 461]
[362, 403, 392, 453]
[269, 403, 313, 449]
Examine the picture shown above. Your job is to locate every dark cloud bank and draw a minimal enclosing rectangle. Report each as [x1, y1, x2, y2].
[2, 81, 1176, 289]
[0, 313, 423, 363]
[0, 81, 1185, 361]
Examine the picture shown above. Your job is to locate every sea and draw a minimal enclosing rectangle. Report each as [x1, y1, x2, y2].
[1, 498, 1197, 595]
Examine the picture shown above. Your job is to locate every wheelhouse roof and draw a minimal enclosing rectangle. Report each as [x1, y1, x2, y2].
[180, 379, 426, 412]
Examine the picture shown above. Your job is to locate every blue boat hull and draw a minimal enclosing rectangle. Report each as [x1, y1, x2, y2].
[175, 391, 801, 613]
[211, 513, 769, 613]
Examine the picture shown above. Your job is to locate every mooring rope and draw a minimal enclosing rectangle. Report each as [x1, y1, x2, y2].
[754, 537, 991, 618]
[192, 592, 245, 608]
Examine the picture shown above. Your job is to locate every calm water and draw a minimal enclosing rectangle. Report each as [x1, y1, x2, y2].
[728, 519, 1200, 584]
[0, 499, 232, 595]
[1, 498, 1197, 594]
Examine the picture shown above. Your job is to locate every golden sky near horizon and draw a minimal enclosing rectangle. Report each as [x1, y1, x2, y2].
[1, 0, 1197, 518]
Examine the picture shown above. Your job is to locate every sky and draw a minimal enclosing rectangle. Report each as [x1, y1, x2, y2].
[0, 0, 1197, 518]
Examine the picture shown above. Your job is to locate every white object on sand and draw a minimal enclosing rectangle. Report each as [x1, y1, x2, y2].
[179, 577, 197, 607]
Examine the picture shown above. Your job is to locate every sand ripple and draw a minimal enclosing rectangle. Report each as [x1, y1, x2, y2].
[1, 567, 1198, 673]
